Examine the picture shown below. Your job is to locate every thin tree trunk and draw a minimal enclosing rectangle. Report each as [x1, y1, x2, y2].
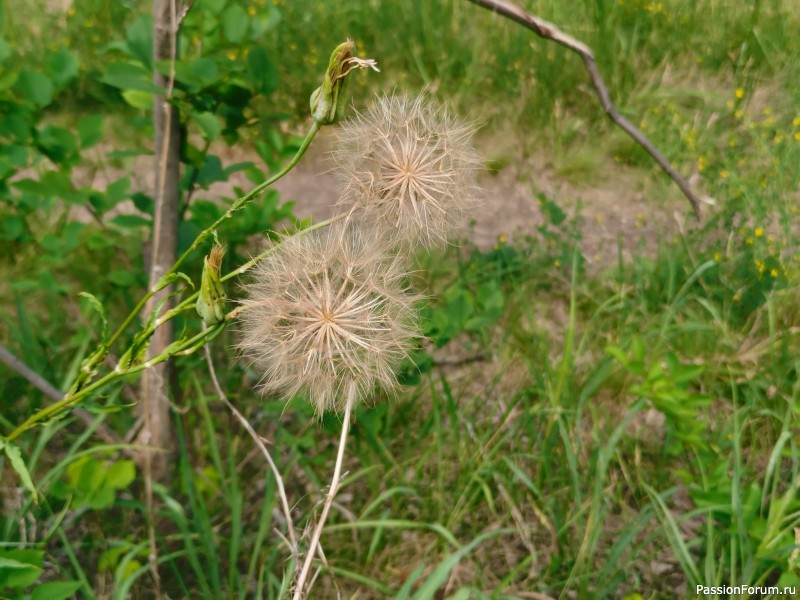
[139, 0, 180, 481]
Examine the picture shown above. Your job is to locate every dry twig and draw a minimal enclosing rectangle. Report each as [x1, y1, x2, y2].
[465, 0, 702, 217]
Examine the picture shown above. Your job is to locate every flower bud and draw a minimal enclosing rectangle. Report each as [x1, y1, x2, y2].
[310, 40, 379, 126]
[196, 244, 226, 326]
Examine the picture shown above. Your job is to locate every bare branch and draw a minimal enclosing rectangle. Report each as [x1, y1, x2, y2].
[465, 0, 702, 218]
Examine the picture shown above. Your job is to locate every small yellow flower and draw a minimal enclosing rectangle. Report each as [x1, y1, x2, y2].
[734, 109, 743, 120]
[794, 132, 800, 142]
[226, 49, 238, 61]
[763, 107, 772, 116]
[755, 227, 765, 237]
[793, 116, 800, 127]
[247, 5, 257, 16]
[733, 293, 741, 302]
[498, 234, 507, 244]
[770, 268, 779, 278]
[713, 252, 721, 262]
[720, 169, 730, 179]
[735, 88, 744, 99]
[746, 237, 754, 245]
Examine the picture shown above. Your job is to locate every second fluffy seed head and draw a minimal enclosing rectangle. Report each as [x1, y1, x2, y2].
[333, 93, 481, 249]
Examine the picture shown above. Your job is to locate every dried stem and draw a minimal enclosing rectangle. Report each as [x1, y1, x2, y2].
[465, 0, 702, 218]
[202, 339, 298, 554]
[292, 387, 355, 600]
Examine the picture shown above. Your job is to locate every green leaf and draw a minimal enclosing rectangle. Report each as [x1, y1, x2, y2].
[221, 4, 249, 43]
[121, 89, 153, 110]
[173, 57, 219, 91]
[47, 48, 79, 88]
[37, 126, 78, 166]
[193, 111, 221, 141]
[106, 176, 131, 206]
[0, 38, 12, 63]
[30, 581, 83, 600]
[124, 16, 153, 68]
[78, 114, 104, 148]
[79, 292, 109, 341]
[201, 0, 226, 15]
[109, 270, 137, 286]
[14, 70, 54, 108]
[249, 6, 282, 38]
[0, 69, 18, 92]
[105, 460, 136, 489]
[100, 61, 161, 93]
[246, 46, 278, 95]
[154, 271, 194, 292]
[109, 214, 151, 229]
[0, 550, 44, 589]
[1, 441, 37, 502]
[1, 215, 25, 241]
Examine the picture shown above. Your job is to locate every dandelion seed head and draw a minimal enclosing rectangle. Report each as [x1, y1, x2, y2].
[237, 223, 421, 414]
[333, 93, 481, 248]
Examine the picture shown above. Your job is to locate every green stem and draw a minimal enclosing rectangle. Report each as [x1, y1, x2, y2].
[104, 121, 321, 352]
[5, 125, 330, 443]
[5, 324, 225, 442]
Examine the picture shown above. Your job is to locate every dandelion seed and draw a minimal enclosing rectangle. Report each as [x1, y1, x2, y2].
[333, 93, 481, 248]
[237, 223, 421, 414]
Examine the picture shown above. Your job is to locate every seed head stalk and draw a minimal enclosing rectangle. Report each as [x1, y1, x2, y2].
[292, 385, 357, 600]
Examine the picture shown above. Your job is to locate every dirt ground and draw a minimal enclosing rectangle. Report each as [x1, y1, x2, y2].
[256, 127, 700, 266]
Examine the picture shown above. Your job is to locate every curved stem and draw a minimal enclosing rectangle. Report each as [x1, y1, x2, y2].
[292, 388, 355, 600]
[203, 339, 298, 555]
[104, 121, 321, 352]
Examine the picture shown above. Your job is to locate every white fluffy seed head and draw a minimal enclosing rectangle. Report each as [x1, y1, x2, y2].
[332, 93, 481, 249]
[237, 223, 422, 414]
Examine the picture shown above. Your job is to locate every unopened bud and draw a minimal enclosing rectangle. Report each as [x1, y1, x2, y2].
[196, 244, 226, 325]
[310, 40, 379, 126]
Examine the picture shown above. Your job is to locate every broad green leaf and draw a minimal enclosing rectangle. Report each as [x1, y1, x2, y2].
[30, 580, 83, 600]
[125, 16, 153, 68]
[100, 62, 161, 93]
[109, 270, 137, 286]
[246, 46, 278, 95]
[0, 550, 43, 589]
[14, 70, 54, 107]
[105, 460, 136, 489]
[193, 111, 221, 141]
[0, 69, 18, 91]
[109, 214, 151, 229]
[0, 38, 11, 63]
[78, 114, 104, 148]
[173, 57, 219, 90]
[221, 4, 248, 43]
[122, 89, 153, 110]
[201, 0, 226, 16]
[1, 442, 37, 502]
[106, 176, 131, 205]
[37, 126, 78, 165]
[1, 215, 25, 241]
[47, 48, 79, 88]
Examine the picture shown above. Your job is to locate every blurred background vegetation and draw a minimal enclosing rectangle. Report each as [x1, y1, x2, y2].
[1, 0, 799, 598]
